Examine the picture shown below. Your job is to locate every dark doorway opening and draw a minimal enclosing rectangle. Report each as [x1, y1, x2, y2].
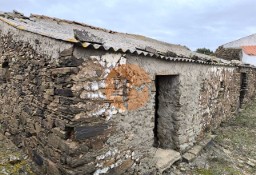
[239, 72, 248, 108]
[154, 75, 180, 150]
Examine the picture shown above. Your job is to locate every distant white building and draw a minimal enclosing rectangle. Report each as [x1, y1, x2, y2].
[240, 46, 256, 66]
[216, 34, 256, 66]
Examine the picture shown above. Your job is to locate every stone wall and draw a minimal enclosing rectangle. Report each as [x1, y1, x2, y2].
[239, 67, 256, 106]
[127, 56, 240, 153]
[0, 22, 81, 174]
[71, 48, 157, 175]
[215, 46, 242, 61]
[198, 68, 241, 137]
[0, 22, 157, 174]
[1, 20, 256, 175]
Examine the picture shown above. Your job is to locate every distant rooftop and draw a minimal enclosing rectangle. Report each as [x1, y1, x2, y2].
[0, 11, 230, 65]
[222, 33, 256, 49]
[241, 46, 256, 56]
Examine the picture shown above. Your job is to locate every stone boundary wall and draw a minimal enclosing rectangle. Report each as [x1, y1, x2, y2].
[197, 67, 256, 138]
[1, 21, 256, 175]
[215, 46, 242, 61]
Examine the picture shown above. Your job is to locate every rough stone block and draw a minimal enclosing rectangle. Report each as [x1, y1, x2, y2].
[154, 148, 181, 173]
[66, 155, 96, 168]
[48, 134, 61, 149]
[199, 135, 216, 147]
[50, 67, 78, 75]
[107, 158, 134, 175]
[32, 150, 44, 166]
[182, 152, 196, 163]
[59, 56, 84, 67]
[45, 89, 54, 96]
[74, 124, 108, 141]
[54, 89, 74, 97]
[60, 47, 73, 57]
[46, 159, 61, 175]
[55, 118, 68, 131]
[52, 127, 69, 140]
[188, 145, 203, 156]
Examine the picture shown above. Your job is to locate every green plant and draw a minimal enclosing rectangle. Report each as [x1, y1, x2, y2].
[196, 48, 214, 56]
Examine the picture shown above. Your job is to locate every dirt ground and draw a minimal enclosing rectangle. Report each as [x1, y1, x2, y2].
[164, 100, 256, 175]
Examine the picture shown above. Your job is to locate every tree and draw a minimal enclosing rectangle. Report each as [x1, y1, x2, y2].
[196, 48, 214, 56]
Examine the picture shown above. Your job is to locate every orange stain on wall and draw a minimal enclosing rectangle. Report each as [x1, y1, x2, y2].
[105, 64, 151, 111]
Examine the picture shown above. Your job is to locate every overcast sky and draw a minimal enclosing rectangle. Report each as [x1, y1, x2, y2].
[0, 0, 256, 51]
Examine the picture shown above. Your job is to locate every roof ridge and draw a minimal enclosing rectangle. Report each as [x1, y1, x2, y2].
[222, 33, 256, 47]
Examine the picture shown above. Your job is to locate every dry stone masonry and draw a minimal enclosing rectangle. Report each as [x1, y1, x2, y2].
[0, 11, 256, 175]
[215, 46, 242, 61]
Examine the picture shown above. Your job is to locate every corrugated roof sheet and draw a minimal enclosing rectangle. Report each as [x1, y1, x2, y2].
[0, 11, 231, 65]
[241, 46, 256, 56]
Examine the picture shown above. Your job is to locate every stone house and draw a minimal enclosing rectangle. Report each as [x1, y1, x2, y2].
[215, 33, 256, 66]
[0, 11, 256, 174]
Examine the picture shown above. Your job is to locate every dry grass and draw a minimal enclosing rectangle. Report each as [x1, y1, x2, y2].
[193, 100, 256, 175]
